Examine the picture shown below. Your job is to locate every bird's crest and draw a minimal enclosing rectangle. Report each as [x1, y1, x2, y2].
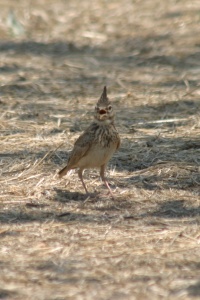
[97, 86, 110, 106]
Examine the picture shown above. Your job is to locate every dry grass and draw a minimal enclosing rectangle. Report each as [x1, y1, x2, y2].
[0, 0, 200, 299]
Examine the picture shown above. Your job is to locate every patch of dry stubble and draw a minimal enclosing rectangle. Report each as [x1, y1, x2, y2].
[0, 0, 200, 299]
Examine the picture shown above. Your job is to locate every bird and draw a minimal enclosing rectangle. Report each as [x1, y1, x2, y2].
[58, 86, 120, 196]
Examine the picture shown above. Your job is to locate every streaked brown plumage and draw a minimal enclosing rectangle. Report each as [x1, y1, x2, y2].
[58, 86, 120, 196]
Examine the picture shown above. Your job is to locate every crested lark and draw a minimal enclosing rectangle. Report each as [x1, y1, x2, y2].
[58, 86, 120, 196]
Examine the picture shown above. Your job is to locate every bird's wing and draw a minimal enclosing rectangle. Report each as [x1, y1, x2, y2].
[58, 127, 95, 177]
[116, 138, 121, 150]
[66, 126, 95, 168]
[112, 124, 120, 150]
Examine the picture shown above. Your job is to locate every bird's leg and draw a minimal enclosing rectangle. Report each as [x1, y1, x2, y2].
[78, 169, 89, 194]
[100, 164, 114, 198]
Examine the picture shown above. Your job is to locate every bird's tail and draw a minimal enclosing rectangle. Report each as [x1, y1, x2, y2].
[58, 165, 69, 178]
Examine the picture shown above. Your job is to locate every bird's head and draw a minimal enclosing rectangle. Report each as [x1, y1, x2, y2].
[94, 86, 114, 124]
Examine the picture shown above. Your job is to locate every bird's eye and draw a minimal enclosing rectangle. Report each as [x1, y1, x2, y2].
[108, 105, 112, 110]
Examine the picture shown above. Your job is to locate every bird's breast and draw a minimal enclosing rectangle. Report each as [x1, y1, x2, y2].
[76, 142, 118, 169]
[93, 124, 119, 148]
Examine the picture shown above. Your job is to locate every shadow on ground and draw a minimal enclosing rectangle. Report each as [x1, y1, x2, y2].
[187, 282, 200, 297]
[0, 37, 200, 69]
[1, 198, 200, 225]
[0, 206, 124, 225]
[142, 200, 200, 219]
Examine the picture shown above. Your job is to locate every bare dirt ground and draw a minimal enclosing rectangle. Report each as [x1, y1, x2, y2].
[0, 0, 200, 299]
